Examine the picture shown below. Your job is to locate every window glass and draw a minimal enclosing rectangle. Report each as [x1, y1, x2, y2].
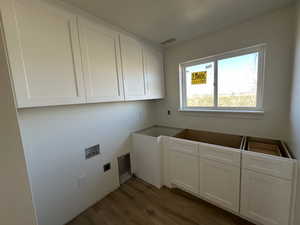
[180, 45, 264, 112]
[185, 62, 214, 107]
[218, 53, 259, 107]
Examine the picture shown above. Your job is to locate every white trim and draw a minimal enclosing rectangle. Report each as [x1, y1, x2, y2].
[180, 44, 266, 67]
[179, 44, 266, 113]
[214, 60, 218, 107]
[178, 108, 264, 114]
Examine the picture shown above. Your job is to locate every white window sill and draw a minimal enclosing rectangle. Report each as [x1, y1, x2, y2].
[179, 108, 265, 114]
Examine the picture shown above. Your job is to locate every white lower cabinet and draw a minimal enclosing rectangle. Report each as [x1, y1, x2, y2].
[240, 169, 292, 225]
[169, 150, 199, 194]
[165, 136, 241, 207]
[199, 159, 240, 213]
[132, 126, 182, 188]
[163, 134, 296, 225]
[132, 133, 162, 188]
[240, 147, 296, 225]
[167, 138, 199, 194]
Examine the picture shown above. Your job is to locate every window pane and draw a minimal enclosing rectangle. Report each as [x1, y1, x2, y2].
[218, 52, 259, 107]
[186, 62, 214, 107]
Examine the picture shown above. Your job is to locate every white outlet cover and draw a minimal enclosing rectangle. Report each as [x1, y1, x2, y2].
[77, 175, 87, 188]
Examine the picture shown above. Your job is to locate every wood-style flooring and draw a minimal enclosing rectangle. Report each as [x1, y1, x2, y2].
[67, 178, 255, 225]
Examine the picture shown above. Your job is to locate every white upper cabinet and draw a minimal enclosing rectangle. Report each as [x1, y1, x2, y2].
[144, 47, 165, 99]
[78, 18, 124, 103]
[120, 35, 147, 100]
[1, 0, 164, 107]
[3, 0, 85, 108]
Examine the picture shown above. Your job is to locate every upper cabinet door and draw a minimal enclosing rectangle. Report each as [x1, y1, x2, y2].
[3, 0, 85, 108]
[78, 18, 124, 103]
[120, 35, 147, 100]
[144, 48, 165, 99]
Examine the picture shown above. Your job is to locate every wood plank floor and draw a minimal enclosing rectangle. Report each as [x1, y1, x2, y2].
[67, 178, 255, 225]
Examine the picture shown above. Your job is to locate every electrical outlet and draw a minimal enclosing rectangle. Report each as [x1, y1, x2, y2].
[103, 163, 111, 172]
[85, 144, 100, 159]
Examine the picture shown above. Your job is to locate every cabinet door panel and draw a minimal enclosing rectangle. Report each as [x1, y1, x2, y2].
[120, 35, 146, 100]
[169, 150, 199, 194]
[5, 0, 85, 107]
[78, 18, 124, 103]
[241, 169, 292, 225]
[132, 134, 161, 188]
[199, 159, 240, 212]
[144, 48, 164, 99]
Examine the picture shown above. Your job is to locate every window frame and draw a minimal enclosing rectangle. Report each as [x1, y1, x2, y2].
[179, 44, 266, 113]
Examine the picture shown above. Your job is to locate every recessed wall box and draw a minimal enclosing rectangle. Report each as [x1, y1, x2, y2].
[85, 145, 100, 159]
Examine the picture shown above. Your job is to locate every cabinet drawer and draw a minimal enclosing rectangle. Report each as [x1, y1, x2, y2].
[167, 137, 198, 156]
[199, 143, 241, 167]
[242, 151, 294, 180]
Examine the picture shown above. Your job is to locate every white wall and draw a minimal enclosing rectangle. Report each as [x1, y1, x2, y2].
[156, 6, 295, 139]
[0, 21, 37, 225]
[288, 2, 300, 225]
[18, 101, 156, 225]
[10, 1, 159, 225]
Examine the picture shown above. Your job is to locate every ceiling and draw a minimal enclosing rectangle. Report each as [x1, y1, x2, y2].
[61, 0, 295, 45]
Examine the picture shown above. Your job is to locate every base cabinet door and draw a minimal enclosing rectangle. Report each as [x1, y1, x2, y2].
[199, 159, 240, 212]
[240, 169, 292, 225]
[169, 150, 199, 194]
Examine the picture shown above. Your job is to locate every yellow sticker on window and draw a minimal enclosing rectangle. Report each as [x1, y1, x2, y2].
[191, 71, 207, 85]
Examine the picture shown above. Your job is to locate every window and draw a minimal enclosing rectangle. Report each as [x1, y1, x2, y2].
[180, 44, 265, 113]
